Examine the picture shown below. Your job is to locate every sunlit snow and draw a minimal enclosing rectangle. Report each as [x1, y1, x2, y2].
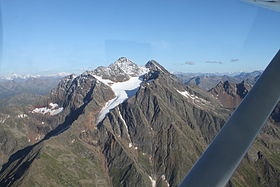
[97, 77, 143, 123]
[0, 115, 10, 124]
[17, 114, 28, 118]
[93, 75, 114, 86]
[32, 103, 63, 116]
[49, 103, 59, 109]
[149, 176, 156, 187]
[161, 175, 170, 187]
[117, 108, 132, 141]
[176, 89, 209, 106]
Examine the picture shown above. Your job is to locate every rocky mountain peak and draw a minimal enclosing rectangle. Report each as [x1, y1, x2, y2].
[114, 57, 132, 64]
[236, 81, 250, 98]
[91, 57, 148, 82]
[145, 60, 169, 74]
[213, 81, 235, 94]
[110, 57, 135, 70]
[109, 57, 149, 77]
[209, 80, 251, 108]
[1, 59, 280, 187]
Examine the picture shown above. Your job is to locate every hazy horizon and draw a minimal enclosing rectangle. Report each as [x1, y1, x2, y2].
[0, 0, 279, 75]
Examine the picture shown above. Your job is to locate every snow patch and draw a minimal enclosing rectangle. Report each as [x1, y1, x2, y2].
[93, 75, 114, 86]
[148, 176, 156, 187]
[161, 175, 170, 187]
[0, 115, 10, 124]
[176, 89, 210, 106]
[17, 114, 28, 118]
[35, 135, 42, 141]
[32, 103, 63, 116]
[49, 103, 59, 109]
[176, 89, 193, 99]
[117, 108, 132, 142]
[32, 107, 63, 116]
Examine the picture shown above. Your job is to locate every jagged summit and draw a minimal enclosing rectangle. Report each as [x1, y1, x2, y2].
[209, 80, 251, 108]
[145, 60, 169, 74]
[89, 57, 149, 82]
[77, 58, 170, 83]
[113, 57, 132, 64]
[110, 57, 135, 69]
[110, 57, 149, 77]
[1, 57, 280, 187]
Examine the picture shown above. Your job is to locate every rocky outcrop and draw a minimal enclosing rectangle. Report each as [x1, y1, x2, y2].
[209, 81, 251, 108]
[0, 58, 279, 187]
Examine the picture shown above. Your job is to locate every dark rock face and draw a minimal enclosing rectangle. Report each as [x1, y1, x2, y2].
[236, 81, 249, 98]
[51, 73, 114, 109]
[255, 151, 280, 187]
[0, 129, 17, 156]
[209, 81, 251, 108]
[176, 71, 262, 91]
[94, 65, 227, 186]
[186, 75, 239, 91]
[209, 79, 280, 127]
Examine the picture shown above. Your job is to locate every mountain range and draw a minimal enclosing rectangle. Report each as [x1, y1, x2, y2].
[0, 58, 279, 187]
[0, 74, 68, 100]
[176, 71, 263, 91]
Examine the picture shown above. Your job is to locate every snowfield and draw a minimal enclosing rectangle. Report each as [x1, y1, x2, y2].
[176, 89, 210, 107]
[32, 103, 63, 116]
[17, 114, 28, 118]
[93, 75, 114, 86]
[97, 76, 144, 123]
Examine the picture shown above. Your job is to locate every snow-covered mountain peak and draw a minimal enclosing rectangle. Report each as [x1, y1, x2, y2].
[0, 72, 71, 81]
[145, 60, 169, 74]
[91, 57, 149, 82]
[114, 57, 133, 64]
[109, 57, 149, 77]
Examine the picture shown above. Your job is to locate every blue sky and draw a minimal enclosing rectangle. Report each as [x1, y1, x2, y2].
[0, 0, 279, 75]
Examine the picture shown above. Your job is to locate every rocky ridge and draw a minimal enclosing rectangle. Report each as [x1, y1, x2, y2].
[0, 58, 279, 187]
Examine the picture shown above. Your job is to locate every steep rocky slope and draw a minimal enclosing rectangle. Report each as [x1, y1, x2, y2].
[0, 58, 279, 187]
[176, 71, 262, 91]
[208, 79, 280, 187]
[209, 81, 252, 108]
[0, 76, 64, 99]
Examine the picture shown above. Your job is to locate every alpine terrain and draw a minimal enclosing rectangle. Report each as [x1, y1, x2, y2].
[0, 57, 279, 187]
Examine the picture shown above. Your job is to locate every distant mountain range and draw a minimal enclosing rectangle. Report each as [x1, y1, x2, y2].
[0, 74, 70, 99]
[176, 70, 263, 90]
[0, 59, 279, 187]
[0, 72, 70, 81]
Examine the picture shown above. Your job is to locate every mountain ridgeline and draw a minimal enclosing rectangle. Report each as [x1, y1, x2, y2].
[0, 58, 279, 187]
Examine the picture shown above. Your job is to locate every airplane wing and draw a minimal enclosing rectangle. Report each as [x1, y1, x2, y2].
[180, 50, 280, 187]
[242, 0, 280, 11]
